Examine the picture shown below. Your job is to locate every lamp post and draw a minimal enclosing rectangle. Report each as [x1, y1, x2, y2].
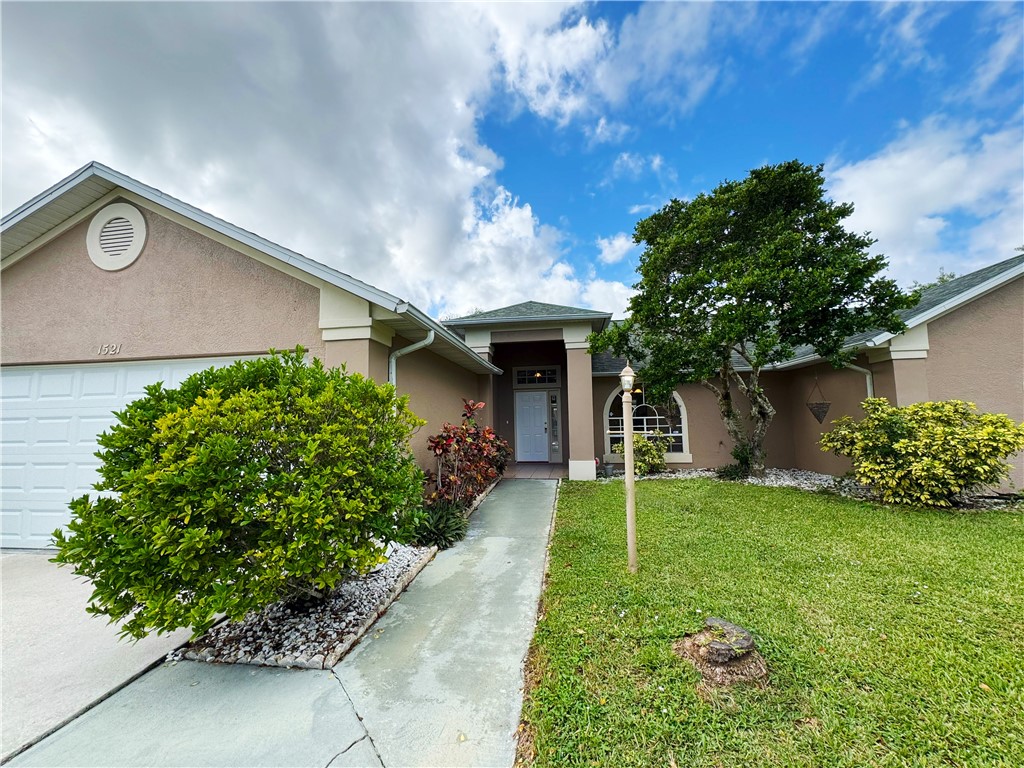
[620, 364, 638, 574]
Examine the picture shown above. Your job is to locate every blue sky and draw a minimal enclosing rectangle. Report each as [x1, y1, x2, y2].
[3, 2, 1022, 318]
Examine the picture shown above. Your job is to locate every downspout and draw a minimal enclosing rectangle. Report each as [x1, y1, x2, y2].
[388, 330, 435, 388]
[844, 362, 875, 399]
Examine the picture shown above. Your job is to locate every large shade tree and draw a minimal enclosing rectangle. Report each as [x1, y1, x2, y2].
[590, 160, 917, 477]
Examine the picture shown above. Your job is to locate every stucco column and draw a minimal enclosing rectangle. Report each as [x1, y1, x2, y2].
[867, 324, 930, 406]
[565, 346, 597, 480]
[322, 338, 388, 381]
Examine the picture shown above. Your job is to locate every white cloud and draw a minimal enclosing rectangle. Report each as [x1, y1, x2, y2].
[854, 3, 948, 94]
[1, 2, 735, 324]
[611, 152, 646, 180]
[480, 3, 611, 125]
[586, 116, 631, 146]
[581, 279, 637, 319]
[596, 233, 637, 265]
[594, 2, 726, 113]
[828, 115, 1024, 286]
[963, 5, 1024, 102]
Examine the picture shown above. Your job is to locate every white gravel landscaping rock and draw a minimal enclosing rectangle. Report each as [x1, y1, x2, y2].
[167, 543, 435, 670]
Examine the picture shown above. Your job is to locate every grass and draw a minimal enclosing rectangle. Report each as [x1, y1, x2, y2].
[518, 479, 1024, 767]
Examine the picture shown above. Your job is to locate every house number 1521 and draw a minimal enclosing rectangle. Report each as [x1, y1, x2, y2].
[97, 344, 122, 356]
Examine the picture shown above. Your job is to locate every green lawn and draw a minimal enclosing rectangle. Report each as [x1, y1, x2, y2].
[519, 479, 1024, 768]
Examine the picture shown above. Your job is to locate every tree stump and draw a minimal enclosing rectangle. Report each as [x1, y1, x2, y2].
[674, 617, 768, 689]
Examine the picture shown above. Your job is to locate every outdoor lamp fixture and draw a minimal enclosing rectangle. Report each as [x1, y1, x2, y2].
[619, 364, 638, 574]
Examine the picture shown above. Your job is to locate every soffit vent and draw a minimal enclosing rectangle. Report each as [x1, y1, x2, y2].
[87, 202, 147, 271]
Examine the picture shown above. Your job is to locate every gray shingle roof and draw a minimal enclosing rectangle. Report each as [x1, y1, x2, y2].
[444, 301, 611, 327]
[843, 253, 1024, 348]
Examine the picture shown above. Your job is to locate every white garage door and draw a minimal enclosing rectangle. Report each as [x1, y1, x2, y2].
[1, 357, 247, 549]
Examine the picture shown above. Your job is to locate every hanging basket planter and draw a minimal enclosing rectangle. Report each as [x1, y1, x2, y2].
[805, 378, 831, 423]
[806, 401, 832, 423]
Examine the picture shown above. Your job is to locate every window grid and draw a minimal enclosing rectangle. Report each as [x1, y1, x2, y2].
[607, 390, 685, 453]
[514, 368, 559, 387]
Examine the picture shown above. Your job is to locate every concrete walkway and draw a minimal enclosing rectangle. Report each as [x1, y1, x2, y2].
[6, 479, 557, 768]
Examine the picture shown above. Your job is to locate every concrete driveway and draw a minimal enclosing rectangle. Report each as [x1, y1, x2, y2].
[0, 550, 191, 762]
[4, 479, 557, 767]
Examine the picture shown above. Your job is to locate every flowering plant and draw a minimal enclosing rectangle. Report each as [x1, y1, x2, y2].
[425, 399, 512, 507]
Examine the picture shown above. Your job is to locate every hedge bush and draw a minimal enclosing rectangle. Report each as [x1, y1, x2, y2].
[820, 398, 1024, 507]
[52, 348, 426, 638]
[613, 432, 670, 476]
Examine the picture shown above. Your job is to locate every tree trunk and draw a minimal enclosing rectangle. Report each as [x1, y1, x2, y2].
[730, 366, 776, 478]
[700, 366, 747, 452]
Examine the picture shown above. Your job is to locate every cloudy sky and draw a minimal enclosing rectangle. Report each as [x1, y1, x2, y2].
[3, 2, 1021, 318]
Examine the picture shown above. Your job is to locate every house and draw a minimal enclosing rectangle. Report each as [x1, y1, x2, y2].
[444, 255, 1022, 487]
[1, 163, 498, 548]
[2, 164, 1021, 547]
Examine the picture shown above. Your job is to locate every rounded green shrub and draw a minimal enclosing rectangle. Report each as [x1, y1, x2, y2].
[414, 502, 470, 550]
[52, 348, 426, 638]
[612, 433, 670, 476]
[820, 398, 1024, 507]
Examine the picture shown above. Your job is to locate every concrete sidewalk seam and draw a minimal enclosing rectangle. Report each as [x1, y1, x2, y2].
[331, 668, 386, 767]
[323, 734, 368, 767]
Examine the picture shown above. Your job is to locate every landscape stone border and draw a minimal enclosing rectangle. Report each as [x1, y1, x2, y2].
[169, 478, 504, 670]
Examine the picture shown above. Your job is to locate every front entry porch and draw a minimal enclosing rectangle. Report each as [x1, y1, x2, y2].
[445, 301, 611, 481]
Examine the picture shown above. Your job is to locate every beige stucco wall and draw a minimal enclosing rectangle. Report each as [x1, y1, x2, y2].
[925, 277, 1024, 488]
[323, 339, 389, 382]
[2, 206, 325, 365]
[768, 361, 875, 475]
[391, 339, 484, 470]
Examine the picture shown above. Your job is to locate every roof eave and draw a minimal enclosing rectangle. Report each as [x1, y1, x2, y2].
[446, 313, 612, 331]
[398, 304, 502, 375]
[865, 263, 1024, 347]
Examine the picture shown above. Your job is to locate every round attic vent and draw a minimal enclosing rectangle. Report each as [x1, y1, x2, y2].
[87, 203, 147, 271]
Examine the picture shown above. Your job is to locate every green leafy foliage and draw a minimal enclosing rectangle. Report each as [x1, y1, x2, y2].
[414, 502, 470, 550]
[590, 160, 917, 477]
[425, 399, 512, 507]
[715, 442, 753, 480]
[51, 348, 426, 639]
[821, 398, 1024, 507]
[612, 433, 669, 476]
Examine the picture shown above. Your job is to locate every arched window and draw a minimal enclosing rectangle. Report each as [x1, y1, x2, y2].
[603, 386, 691, 462]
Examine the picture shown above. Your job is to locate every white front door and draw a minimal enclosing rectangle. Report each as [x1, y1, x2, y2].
[515, 390, 549, 462]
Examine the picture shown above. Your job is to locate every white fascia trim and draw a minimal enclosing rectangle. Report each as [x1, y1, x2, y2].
[2, 161, 103, 227]
[865, 265, 1024, 347]
[397, 304, 502, 375]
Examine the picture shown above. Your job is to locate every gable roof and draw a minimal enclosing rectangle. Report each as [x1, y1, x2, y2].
[847, 253, 1024, 349]
[445, 301, 611, 330]
[1, 162, 500, 376]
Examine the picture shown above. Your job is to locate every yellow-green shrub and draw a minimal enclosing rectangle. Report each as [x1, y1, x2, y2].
[613, 433, 670, 476]
[52, 348, 425, 638]
[820, 398, 1024, 507]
